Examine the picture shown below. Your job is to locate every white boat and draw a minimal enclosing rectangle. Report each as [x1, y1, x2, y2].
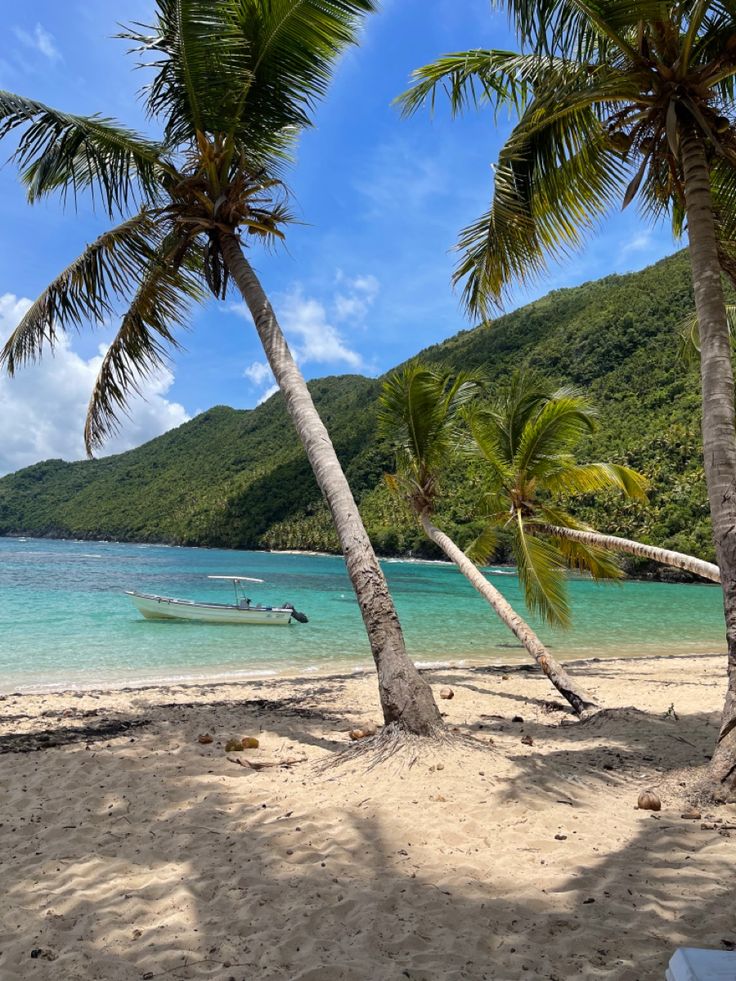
[125, 575, 308, 625]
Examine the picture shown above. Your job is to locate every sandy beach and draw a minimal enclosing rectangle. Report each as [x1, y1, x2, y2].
[1, 653, 735, 980]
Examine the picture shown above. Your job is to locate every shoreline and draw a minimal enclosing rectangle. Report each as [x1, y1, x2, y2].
[0, 649, 726, 700]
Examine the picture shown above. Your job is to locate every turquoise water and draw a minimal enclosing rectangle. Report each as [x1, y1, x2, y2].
[0, 536, 726, 692]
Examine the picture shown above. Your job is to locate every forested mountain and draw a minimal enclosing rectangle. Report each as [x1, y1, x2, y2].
[0, 252, 712, 568]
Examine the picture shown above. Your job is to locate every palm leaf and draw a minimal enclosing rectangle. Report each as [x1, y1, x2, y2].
[679, 303, 736, 363]
[454, 89, 630, 313]
[501, 0, 666, 61]
[397, 50, 541, 118]
[379, 363, 483, 512]
[463, 404, 516, 489]
[513, 513, 571, 627]
[0, 213, 161, 373]
[85, 240, 205, 452]
[544, 462, 649, 500]
[552, 532, 624, 582]
[123, 1, 253, 147]
[126, 0, 377, 169]
[465, 524, 501, 565]
[0, 90, 164, 214]
[514, 395, 598, 478]
[228, 0, 377, 159]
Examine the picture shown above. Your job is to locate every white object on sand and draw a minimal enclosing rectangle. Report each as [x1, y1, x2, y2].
[666, 948, 736, 980]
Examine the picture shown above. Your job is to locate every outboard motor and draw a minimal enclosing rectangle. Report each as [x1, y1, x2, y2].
[282, 602, 309, 624]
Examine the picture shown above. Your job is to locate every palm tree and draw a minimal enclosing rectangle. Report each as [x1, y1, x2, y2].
[0, 1, 441, 736]
[399, 2, 736, 796]
[464, 375, 719, 634]
[379, 363, 600, 716]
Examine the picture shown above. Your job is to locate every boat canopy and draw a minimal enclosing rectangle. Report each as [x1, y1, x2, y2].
[207, 575, 265, 584]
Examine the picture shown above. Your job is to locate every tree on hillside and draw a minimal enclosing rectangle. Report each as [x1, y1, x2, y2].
[0, 1, 441, 735]
[464, 374, 719, 628]
[379, 363, 600, 716]
[400, 1, 736, 797]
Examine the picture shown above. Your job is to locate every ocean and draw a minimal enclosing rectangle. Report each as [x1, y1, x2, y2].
[0, 536, 726, 692]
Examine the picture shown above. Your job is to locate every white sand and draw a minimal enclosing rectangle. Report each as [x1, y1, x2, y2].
[1, 654, 735, 980]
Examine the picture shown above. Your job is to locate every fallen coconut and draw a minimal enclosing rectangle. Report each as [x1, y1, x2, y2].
[241, 737, 260, 749]
[637, 791, 661, 811]
[225, 737, 244, 753]
[197, 733, 214, 745]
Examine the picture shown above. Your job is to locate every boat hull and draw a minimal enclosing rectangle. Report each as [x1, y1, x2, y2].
[126, 591, 293, 625]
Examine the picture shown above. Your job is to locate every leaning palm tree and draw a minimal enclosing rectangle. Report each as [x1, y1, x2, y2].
[0, 1, 441, 735]
[379, 363, 599, 716]
[464, 375, 719, 631]
[399, 2, 736, 794]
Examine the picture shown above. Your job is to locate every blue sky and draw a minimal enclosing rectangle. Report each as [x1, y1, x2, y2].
[0, 0, 676, 473]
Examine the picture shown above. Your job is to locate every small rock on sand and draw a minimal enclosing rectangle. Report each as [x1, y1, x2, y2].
[197, 733, 214, 745]
[439, 687, 454, 700]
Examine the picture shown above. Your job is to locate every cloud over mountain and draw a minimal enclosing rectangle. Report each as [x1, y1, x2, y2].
[0, 293, 190, 475]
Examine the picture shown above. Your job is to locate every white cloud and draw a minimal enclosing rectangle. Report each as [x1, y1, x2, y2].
[257, 384, 279, 405]
[334, 272, 380, 322]
[244, 360, 273, 386]
[619, 232, 654, 259]
[14, 23, 61, 62]
[234, 272, 380, 402]
[279, 289, 363, 368]
[0, 293, 189, 476]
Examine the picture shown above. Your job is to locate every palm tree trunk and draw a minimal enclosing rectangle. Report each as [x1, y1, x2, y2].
[419, 512, 598, 716]
[681, 124, 736, 801]
[220, 232, 442, 735]
[534, 524, 720, 583]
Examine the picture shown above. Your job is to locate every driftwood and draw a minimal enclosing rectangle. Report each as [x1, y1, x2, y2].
[226, 756, 306, 771]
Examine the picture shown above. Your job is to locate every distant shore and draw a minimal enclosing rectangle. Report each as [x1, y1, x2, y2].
[0, 652, 732, 980]
[1, 532, 718, 584]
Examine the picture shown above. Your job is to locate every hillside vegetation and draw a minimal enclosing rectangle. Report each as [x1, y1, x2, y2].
[0, 252, 712, 568]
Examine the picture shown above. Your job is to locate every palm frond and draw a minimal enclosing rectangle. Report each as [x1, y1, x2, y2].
[0, 91, 164, 214]
[552, 532, 624, 582]
[533, 500, 624, 580]
[379, 363, 483, 511]
[468, 372, 554, 463]
[84, 239, 205, 453]
[397, 50, 542, 118]
[454, 90, 630, 314]
[123, 1, 253, 146]
[513, 513, 571, 627]
[465, 524, 500, 565]
[229, 0, 376, 158]
[500, 0, 667, 61]
[0, 213, 160, 374]
[463, 404, 516, 489]
[514, 395, 598, 478]
[679, 303, 736, 363]
[544, 462, 649, 500]
[126, 0, 376, 168]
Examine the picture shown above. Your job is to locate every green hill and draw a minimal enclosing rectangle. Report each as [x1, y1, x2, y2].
[0, 251, 713, 569]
